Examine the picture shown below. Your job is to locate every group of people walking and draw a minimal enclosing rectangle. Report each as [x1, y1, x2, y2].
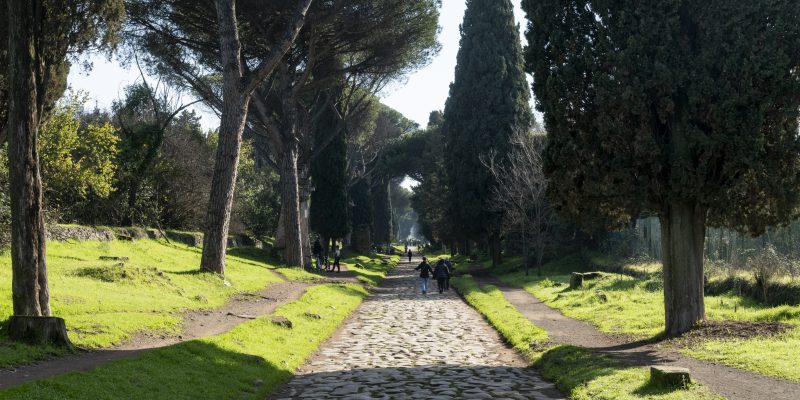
[414, 256, 453, 294]
[312, 238, 341, 272]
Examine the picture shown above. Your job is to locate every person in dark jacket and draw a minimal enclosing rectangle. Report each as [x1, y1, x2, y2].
[443, 258, 454, 290]
[414, 257, 434, 294]
[407, 248, 413, 262]
[433, 259, 450, 294]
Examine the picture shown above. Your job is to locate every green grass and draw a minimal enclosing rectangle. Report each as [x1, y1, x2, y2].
[450, 275, 547, 359]
[343, 253, 399, 286]
[0, 239, 284, 367]
[536, 346, 723, 400]
[0, 283, 368, 400]
[496, 255, 800, 381]
[451, 274, 721, 399]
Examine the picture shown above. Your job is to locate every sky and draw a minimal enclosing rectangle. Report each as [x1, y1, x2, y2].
[67, 0, 531, 132]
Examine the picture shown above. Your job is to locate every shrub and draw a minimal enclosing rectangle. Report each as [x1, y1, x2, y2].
[750, 245, 790, 304]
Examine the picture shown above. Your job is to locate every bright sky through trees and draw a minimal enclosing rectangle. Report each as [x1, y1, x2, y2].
[67, 0, 529, 131]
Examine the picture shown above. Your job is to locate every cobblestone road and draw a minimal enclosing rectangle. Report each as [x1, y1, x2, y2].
[272, 258, 563, 400]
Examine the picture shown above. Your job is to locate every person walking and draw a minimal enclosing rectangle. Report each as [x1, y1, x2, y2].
[333, 245, 341, 272]
[407, 248, 413, 263]
[433, 259, 449, 294]
[414, 257, 434, 295]
[443, 258, 454, 291]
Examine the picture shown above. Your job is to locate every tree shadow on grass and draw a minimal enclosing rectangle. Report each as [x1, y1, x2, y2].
[0, 340, 290, 400]
[536, 345, 694, 398]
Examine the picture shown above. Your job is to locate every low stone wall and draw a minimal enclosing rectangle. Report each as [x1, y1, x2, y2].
[45, 225, 260, 249]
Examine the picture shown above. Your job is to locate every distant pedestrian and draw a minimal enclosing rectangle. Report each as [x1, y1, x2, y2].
[414, 257, 434, 295]
[333, 245, 341, 272]
[407, 248, 413, 262]
[433, 259, 449, 294]
[443, 258, 454, 291]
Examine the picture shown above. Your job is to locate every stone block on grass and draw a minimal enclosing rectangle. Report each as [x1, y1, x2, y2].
[270, 316, 293, 329]
[650, 366, 691, 387]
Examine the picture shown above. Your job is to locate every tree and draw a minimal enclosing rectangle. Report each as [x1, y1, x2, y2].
[39, 94, 119, 217]
[310, 104, 348, 252]
[524, 0, 800, 335]
[349, 178, 373, 253]
[4, 0, 123, 345]
[482, 129, 554, 276]
[371, 179, 393, 245]
[127, 0, 438, 269]
[442, 0, 532, 267]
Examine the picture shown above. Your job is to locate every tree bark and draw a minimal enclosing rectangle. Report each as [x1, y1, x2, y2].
[489, 233, 502, 268]
[200, 0, 250, 275]
[280, 140, 304, 267]
[660, 201, 707, 336]
[7, 0, 51, 318]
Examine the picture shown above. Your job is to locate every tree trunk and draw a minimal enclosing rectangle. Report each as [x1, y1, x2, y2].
[280, 140, 304, 267]
[521, 226, 529, 276]
[7, 0, 51, 318]
[200, 0, 250, 275]
[660, 201, 707, 336]
[489, 233, 502, 268]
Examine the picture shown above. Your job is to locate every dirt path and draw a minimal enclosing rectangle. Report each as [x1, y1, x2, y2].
[271, 257, 564, 400]
[476, 276, 800, 400]
[0, 280, 309, 389]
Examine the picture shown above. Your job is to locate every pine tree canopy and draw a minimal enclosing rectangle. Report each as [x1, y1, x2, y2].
[525, 0, 800, 234]
[443, 0, 532, 240]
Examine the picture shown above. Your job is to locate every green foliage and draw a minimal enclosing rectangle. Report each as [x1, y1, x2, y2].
[442, 0, 532, 241]
[0, 0, 125, 137]
[0, 283, 368, 399]
[410, 112, 453, 244]
[349, 179, 373, 228]
[525, 0, 800, 234]
[310, 107, 348, 241]
[235, 140, 280, 238]
[38, 94, 119, 215]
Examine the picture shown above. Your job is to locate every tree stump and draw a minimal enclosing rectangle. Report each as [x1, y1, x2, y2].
[7, 316, 72, 347]
[650, 366, 691, 387]
[569, 272, 584, 289]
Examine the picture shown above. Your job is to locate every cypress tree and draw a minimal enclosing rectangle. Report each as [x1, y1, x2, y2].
[524, 0, 800, 335]
[349, 179, 373, 253]
[442, 0, 532, 267]
[371, 179, 393, 245]
[310, 103, 349, 252]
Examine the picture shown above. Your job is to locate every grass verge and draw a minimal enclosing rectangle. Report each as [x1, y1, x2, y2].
[0, 283, 368, 400]
[450, 275, 547, 359]
[536, 346, 723, 400]
[0, 239, 284, 367]
[496, 255, 800, 382]
[451, 274, 722, 400]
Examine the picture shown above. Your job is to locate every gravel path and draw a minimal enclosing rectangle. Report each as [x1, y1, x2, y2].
[272, 258, 563, 400]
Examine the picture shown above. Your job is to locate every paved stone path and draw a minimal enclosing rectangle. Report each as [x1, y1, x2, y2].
[272, 259, 563, 400]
